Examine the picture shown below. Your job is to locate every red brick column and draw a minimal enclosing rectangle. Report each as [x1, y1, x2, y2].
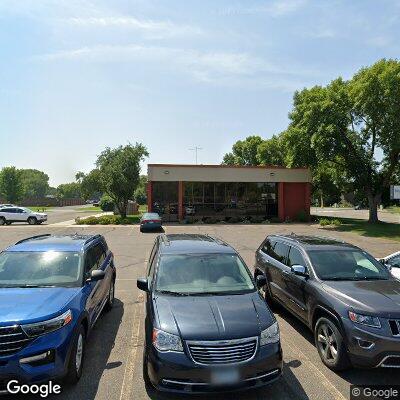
[278, 182, 285, 221]
[304, 182, 311, 220]
[147, 181, 153, 212]
[178, 181, 184, 221]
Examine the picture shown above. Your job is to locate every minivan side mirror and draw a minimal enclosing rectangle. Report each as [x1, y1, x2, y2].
[137, 278, 149, 292]
[86, 269, 106, 282]
[291, 264, 308, 277]
[256, 275, 267, 289]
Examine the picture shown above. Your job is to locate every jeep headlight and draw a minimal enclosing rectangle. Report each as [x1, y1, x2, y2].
[22, 310, 73, 337]
[348, 311, 381, 328]
[152, 328, 183, 352]
[260, 321, 280, 345]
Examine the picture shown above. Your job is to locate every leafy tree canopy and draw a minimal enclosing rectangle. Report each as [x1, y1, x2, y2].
[0, 167, 24, 203]
[20, 169, 49, 198]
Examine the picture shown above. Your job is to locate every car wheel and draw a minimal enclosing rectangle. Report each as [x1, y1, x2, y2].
[315, 317, 350, 371]
[104, 279, 115, 311]
[142, 349, 153, 390]
[5, 221, 11, 225]
[65, 325, 86, 384]
[0, 217, 5, 226]
[27, 217, 37, 225]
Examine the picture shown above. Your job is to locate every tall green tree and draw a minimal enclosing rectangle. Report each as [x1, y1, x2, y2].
[56, 182, 82, 199]
[96, 143, 149, 217]
[20, 169, 50, 198]
[256, 135, 286, 166]
[134, 175, 148, 205]
[288, 59, 400, 222]
[0, 167, 24, 203]
[222, 135, 263, 165]
[80, 169, 102, 200]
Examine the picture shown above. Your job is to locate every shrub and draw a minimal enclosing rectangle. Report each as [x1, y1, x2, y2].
[270, 217, 282, 223]
[319, 218, 332, 226]
[250, 215, 265, 224]
[100, 195, 115, 212]
[203, 216, 218, 224]
[226, 216, 242, 224]
[331, 218, 342, 227]
[76, 215, 140, 225]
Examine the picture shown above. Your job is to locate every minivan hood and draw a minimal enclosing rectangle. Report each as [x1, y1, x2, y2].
[154, 291, 273, 340]
[323, 280, 400, 318]
[0, 287, 79, 325]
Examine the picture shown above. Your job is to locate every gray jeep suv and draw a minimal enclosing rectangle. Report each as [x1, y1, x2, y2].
[254, 234, 400, 370]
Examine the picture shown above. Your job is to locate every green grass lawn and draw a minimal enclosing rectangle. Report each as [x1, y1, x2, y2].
[76, 206, 102, 212]
[26, 206, 54, 212]
[387, 206, 400, 214]
[320, 217, 400, 242]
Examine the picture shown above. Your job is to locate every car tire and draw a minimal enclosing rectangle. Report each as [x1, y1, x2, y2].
[142, 349, 153, 390]
[315, 317, 350, 371]
[5, 221, 11, 225]
[27, 217, 37, 225]
[104, 279, 115, 312]
[65, 325, 86, 384]
[0, 217, 5, 226]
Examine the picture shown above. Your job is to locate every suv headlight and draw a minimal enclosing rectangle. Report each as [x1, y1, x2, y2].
[260, 321, 280, 345]
[348, 311, 381, 328]
[22, 310, 73, 337]
[152, 328, 183, 352]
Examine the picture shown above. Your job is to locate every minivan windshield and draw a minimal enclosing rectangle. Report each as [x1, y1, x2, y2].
[308, 249, 391, 281]
[0, 251, 83, 287]
[155, 254, 255, 295]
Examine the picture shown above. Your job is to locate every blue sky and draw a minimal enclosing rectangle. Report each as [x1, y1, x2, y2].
[1, 0, 399, 186]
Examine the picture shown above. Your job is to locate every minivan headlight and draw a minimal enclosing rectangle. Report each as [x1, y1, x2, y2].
[348, 311, 381, 328]
[260, 321, 280, 345]
[152, 328, 183, 352]
[22, 310, 73, 337]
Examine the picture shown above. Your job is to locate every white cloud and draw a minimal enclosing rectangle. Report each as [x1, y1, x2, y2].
[36, 43, 319, 90]
[219, 0, 308, 17]
[65, 16, 203, 38]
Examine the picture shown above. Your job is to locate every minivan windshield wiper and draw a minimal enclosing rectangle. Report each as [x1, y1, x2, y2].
[156, 290, 190, 296]
[0, 284, 56, 288]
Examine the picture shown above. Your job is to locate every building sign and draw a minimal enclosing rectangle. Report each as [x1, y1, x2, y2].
[390, 185, 400, 200]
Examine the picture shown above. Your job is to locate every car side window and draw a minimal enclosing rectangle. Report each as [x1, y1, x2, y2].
[288, 247, 306, 267]
[271, 242, 289, 265]
[85, 244, 106, 274]
[261, 239, 275, 256]
[388, 255, 400, 268]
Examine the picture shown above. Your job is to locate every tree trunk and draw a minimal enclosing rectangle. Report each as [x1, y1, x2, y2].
[117, 201, 127, 219]
[320, 192, 324, 208]
[367, 192, 381, 223]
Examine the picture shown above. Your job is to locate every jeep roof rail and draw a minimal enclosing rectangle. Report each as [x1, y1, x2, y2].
[15, 234, 52, 245]
[84, 234, 102, 245]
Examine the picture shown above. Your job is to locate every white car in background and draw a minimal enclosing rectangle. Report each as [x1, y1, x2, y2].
[0, 206, 47, 225]
[380, 251, 400, 280]
[0, 204, 15, 209]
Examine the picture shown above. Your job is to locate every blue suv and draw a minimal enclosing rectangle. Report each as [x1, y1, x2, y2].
[0, 234, 116, 384]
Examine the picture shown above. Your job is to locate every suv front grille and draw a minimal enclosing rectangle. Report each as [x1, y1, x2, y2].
[0, 325, 32, 357]
[389, 320, 400, 336]
[187, 337, 258, 365]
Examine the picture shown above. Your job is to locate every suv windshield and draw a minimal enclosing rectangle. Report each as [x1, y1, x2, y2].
[155, 254, 255, 295]
[0, 251, 83, 287]
[308, 249, 391, 281]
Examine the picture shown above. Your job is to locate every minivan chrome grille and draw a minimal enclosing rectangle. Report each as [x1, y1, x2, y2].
[187, 337, 258, 365]
[0, 325, 32, 356]
[389, 320, 400, 337]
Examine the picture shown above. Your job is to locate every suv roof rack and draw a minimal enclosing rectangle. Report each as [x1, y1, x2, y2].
[15, 234, 52, 245]
[160, 234, 170, 245]
[84, 234, 102, 245]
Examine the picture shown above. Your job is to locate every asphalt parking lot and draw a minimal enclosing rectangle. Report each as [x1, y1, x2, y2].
[0, 223, 399, 400]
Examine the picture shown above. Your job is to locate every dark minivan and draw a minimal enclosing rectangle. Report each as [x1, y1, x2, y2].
[137, 234, 282, 393]
[255, 234, 400, 371]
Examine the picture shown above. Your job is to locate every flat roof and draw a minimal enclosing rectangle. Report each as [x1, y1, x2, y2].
[148, 163, 308, 170]
[148, 164, 311, 183]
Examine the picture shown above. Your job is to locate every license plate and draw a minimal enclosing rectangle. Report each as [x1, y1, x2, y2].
[211, 368, 240, 386]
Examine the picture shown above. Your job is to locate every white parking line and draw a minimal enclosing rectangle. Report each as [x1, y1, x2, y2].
[119, 292, 143, 400]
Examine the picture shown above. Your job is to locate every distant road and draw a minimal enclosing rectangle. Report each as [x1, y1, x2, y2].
[312, 207, 400, 224]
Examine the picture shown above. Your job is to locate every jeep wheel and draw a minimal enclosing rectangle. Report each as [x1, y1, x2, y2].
[0, 217, 6, 226]
[315, 317, 350, 371]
